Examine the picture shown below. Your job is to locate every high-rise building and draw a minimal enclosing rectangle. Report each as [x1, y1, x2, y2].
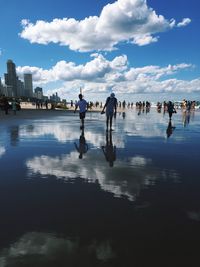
[34, 87, 43, 99]
[4, 59, 18, 97]
[17, 78, 25, 97]
[24, 73, 33, 97]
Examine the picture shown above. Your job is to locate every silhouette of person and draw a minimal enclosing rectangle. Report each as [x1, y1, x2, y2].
[167, 101, 176, 120]
[74, 94, 88, 129]
[166, 120, 176, 138]
[101, 131, 116, 167]
[74, 128, 88, 159]
[101, 93, 117, 131]
[3, 96, 9, 115]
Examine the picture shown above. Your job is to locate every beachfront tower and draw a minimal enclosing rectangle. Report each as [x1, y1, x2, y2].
[24, 73, 33, 97]
[4, 59, 18, 97]
[34, 87, 43, 99]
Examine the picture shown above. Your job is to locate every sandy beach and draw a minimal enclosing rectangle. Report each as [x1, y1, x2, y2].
[0, 102, 127, 121]
[0, 102, 104, 121]
[0, 108, 74, 121]
[0, 102, 200, 267]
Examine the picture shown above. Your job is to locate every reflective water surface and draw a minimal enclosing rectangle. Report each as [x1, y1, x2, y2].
[0, 109, 200, 267]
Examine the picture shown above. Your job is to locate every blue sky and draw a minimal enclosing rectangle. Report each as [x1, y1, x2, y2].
[0, 0, 199, 101]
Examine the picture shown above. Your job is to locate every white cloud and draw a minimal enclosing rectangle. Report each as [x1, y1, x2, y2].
[19, 0, 190, 51]
[0, 48, 4, 57]
[16, 54, 128, 84]
[132, 34, 158, 46]
[16, 54, 192, 85]
[177, 18, 191, 28]
[16, 54, 199, 98]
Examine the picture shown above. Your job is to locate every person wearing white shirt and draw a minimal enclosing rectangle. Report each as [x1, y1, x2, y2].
[74, 94, 88, 129]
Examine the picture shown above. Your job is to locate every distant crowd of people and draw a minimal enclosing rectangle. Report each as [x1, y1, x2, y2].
[1, 93, 198, 117]
[73, 93, 199, 132]
[0, 95, 21, 115]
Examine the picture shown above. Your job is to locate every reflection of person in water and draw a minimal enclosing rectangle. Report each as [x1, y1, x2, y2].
[74, 128, 88, 159]
[10, 126, 19, 146]
[101, 131, 116, 167]
[182, 110, 191, 127]
[166, 120, 176, 138]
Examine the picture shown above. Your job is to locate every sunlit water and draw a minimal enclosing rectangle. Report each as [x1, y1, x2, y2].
[0, 108, 200, 267]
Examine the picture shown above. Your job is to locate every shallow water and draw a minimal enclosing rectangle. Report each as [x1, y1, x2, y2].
[0, 108, 200, 267]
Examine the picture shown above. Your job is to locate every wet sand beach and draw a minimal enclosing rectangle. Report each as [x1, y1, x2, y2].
[0, 107, 200, 266]
[0, 108, 73, 121]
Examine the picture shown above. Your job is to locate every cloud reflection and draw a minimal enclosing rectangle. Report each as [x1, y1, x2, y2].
[26, 150, 178, 201]
[20, 123, 80, 143]
[0, 232, 114, 266]
[20, 122, 125, 148]
[0, 146, 6, 158]
[121, 111, 167, 138]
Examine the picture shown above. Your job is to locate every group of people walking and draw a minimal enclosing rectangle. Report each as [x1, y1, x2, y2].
[74, 92, 117, 131]
[74, 92, 179, 131]
[73, 93, 181, 161]
[74, 93, 117, 166]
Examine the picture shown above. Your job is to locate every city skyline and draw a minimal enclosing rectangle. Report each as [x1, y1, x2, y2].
[0, 0, 199, 101]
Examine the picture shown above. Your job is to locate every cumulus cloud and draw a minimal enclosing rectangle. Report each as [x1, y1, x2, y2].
[16, 54, 128, 84]
[16, 53, 199, 98]
[19, 0, 190, 51]
[16, 54, 191, 85]
[177, 18, 191, 28]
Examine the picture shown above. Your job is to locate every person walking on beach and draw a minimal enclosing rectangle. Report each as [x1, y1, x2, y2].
[3, 96, 9, 115]
[101, 93, 117, 131]
[74, 94, 88, 129]
[167, 101, 176, 120]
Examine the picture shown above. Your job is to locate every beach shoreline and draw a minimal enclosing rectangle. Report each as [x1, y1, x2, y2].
[1, 103, 199, 123]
